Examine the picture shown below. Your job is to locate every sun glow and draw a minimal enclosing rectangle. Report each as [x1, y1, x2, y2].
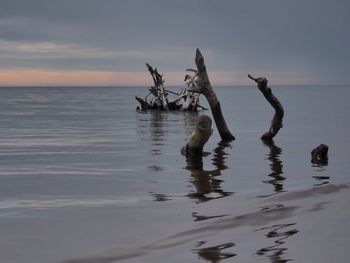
[0, 69, 152, 86]
[0, 69, 315, 87]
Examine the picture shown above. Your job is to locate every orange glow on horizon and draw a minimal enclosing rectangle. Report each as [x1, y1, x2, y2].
[0, 69, 153, 86]
[0, 69, 315, 86]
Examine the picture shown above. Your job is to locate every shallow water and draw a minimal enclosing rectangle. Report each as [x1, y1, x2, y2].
[0, 86, 349, 263]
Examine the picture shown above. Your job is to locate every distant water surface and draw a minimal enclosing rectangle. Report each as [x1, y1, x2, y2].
[0, 86, 349, 263]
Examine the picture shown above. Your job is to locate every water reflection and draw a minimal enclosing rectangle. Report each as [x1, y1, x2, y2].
[149, 192, 171, 202]
[193, 242, 236, 262]
[192, 212, 227, 222]
[311, 157, 328, 167]
[312, 175, 330, 186]
[261, 140, 285, 197]
[149, 111, 168, 148]
[136, 111, 198, 157]
[148, 111, 199, 142]
[186, 141, 233, 203]
[256, 223, 298, 262]
[311, 148, 329, 185]
[311, 155, 329, 186]
[183, 111, 199, 137]
[135, 111, 169, 157]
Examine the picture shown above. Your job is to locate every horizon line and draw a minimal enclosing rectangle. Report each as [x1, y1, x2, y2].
[0, 84, 348, 88]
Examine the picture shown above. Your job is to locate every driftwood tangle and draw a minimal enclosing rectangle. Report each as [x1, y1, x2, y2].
[248, 74, 284, 141]
[187, 49, 235, 141]
[182, 115, 213, 157]
[135, 63, 173, 111]
[136, 63, 205, 112]
[311, 144, 329, 166]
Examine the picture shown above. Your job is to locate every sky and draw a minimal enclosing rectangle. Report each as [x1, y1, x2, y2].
[0, 0, 349, 86]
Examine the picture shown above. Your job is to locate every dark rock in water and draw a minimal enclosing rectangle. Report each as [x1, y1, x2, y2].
[311, 144, 329, 166]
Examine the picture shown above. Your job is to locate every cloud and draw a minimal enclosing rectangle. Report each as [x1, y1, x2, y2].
[0, 39, 197, 72]
[0, 0, 349, 85]
[0, 40, 151, 60]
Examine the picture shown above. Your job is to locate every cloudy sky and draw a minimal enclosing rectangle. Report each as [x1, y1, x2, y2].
[0, 0, 349, 86]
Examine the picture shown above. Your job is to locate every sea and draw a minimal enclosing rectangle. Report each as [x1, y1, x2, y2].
[0, 86, 349, 263]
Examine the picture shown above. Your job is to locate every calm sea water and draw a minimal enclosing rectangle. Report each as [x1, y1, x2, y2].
[0, 86, 349, 263]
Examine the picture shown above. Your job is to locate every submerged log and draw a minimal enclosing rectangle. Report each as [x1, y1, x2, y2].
[311, 144, 329, 166]
[187, 49, 235, 141]
[248, 74, 284, 141]
[182, 115, 213, 157]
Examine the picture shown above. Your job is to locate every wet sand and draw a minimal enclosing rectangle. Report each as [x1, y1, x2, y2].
[52, 182, 349, 263]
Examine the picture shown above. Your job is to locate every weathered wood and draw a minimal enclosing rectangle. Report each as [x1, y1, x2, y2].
[136, 63, 203, 112]
[311, 144, 329, 166]
[135, 96, 151, 111]
[248, 74, 284, 141]
[187, 49, 235, 141]
[146, 63, 169, 110]
[181, 92, 200, 111]
[182, 115, 213, 157]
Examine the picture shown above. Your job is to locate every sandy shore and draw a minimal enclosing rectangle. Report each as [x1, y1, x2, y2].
[54, 182, 350, 263]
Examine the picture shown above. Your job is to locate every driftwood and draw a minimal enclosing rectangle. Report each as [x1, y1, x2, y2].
[146, 63, 169, 110]
[311, 144, 329, 166]
[135, 96, 151, 111]
[136, 63, 205, 112]
[248, 74, 284, 141]
[181, 115, 213, 157]
[186, 49, 235, 141]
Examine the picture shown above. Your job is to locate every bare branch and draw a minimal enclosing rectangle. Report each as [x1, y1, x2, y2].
[248, 74, 284, 140]
[192, 48, 235, 141]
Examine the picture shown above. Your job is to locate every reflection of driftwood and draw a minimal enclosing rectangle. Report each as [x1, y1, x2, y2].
[248, 74, 284, 140]
[185, 141, 233, 203]
[312, 143, 329, 184]
[256, 223, 298, 262]
[311, 144, 328, 166]
[182, 115, 213, 157]
[262, 140, 285, 196]
[193, 242, 236, 262]
[187, 49, 235, 141]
